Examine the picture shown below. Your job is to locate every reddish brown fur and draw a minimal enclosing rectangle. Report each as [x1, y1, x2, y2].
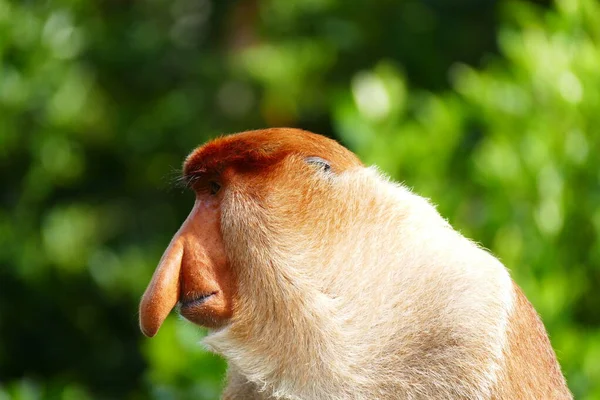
[184, 128, 362, 179]
[492, 285, 571, 399]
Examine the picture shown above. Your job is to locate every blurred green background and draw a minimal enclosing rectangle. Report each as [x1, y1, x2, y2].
[1, 0, 599, 398]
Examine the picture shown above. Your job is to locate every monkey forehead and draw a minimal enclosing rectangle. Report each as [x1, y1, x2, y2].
[183, 128, 362, 178]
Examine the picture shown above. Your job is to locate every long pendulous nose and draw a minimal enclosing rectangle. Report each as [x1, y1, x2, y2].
[139, 198, 230, 336]
[139, 237, 183, 337]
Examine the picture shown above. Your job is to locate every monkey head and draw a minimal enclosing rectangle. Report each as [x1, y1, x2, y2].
[139, 128, 361, 337]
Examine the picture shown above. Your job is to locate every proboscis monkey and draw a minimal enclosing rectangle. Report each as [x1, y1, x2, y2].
[139, 128, 571, 399]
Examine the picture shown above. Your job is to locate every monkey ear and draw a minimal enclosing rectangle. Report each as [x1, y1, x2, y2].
[305, 156, 332, 173]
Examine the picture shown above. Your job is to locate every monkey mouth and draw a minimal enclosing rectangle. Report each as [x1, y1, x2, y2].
[176, 290, 231, 329]
[179, 292, 217, 311]
[177, 291, 223, 328]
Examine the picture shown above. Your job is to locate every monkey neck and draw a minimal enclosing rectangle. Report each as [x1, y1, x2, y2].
[205, 259, 360, 397]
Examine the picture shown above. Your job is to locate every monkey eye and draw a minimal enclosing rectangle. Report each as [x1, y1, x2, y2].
[305, 156, 332, 173]
[209, 181, 221, 195]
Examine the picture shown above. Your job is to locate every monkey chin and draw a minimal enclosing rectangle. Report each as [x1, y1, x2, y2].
[177, 291, 231, 329]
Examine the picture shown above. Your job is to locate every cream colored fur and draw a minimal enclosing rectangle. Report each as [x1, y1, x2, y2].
[204, 165, 516, 399]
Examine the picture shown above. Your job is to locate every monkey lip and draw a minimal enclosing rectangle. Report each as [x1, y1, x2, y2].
[178, 291, 227, 328]
[179, 292, 218, 311]
[177, 288, 233, 330]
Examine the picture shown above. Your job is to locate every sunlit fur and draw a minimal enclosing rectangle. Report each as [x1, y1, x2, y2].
[143, 128, 571, 399]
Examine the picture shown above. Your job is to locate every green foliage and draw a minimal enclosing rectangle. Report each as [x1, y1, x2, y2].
[1, 0, 598, 398]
